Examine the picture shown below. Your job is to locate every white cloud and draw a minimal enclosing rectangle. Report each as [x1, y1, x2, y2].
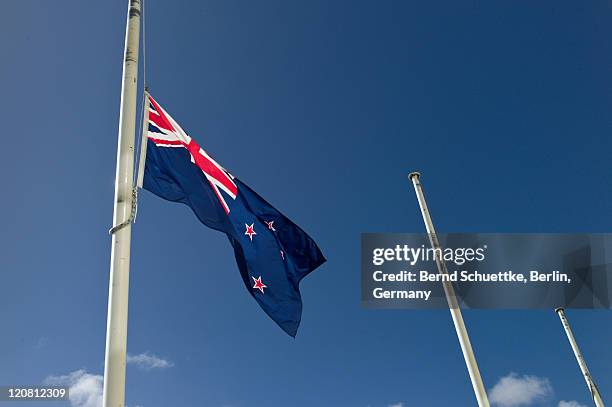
[44, 370, 102, 407]
[489, 373, 553, 407]
[34, 337, 48, 350]
[388, 403, 404, 407]
[126, 352, 173, 370]
[558, 401, 587, 407]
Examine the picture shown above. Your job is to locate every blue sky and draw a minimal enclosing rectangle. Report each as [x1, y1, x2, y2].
[1, 1, 611, 406]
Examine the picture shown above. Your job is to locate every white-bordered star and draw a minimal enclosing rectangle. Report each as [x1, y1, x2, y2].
[252, 276, 267, 293]
[244, 223, 256, 241]
[265, 220, 276, 231]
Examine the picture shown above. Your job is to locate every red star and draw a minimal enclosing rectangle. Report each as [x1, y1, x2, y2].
[244, 223, 257, 241]
[265, 220, 276, 231]
[252, 276, 267, 293]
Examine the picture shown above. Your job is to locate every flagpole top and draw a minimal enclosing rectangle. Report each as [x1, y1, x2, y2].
[555, 307, 565, 314]
[408, 172, 421, 181]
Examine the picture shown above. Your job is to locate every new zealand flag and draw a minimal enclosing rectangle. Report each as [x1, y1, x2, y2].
[140, 93, 325, 336]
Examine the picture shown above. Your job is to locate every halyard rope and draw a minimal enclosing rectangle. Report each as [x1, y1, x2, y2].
[109, 0, 147, 235]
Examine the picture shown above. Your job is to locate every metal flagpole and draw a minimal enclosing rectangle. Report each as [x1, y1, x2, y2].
[555, 308, 605, 407]
[103, 1, 141, 406]
[408, 172, 490, 407]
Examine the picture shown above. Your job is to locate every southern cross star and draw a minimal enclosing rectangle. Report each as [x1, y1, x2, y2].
[252, 276, 267, 293]
[244, 223, 257, 241]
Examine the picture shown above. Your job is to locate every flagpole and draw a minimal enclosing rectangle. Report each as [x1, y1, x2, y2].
[555, 308, 605, 407]
[408, 172, 490, 407]
[103, 1, 141, 406]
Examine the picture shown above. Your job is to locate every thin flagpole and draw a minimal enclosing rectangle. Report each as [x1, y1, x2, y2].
[555, 308, 605, 407]
[408, 172, 490, 407]
[103, 0, 141, 406]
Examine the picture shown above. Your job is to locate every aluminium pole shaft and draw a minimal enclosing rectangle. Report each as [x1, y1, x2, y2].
[408, 172, 490, 407]
[555, 308, 605, 407]
[103, 1, 141, 406]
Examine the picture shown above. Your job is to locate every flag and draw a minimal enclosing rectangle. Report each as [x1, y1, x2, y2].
[141, 93, 326, 336]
